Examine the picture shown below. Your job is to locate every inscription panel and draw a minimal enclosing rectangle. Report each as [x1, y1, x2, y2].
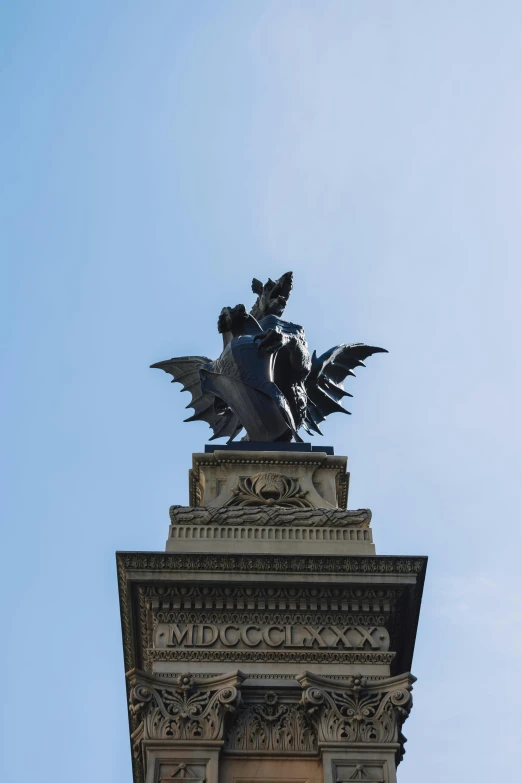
[155, 623, 390, 651]
[138, 584, 400, 670]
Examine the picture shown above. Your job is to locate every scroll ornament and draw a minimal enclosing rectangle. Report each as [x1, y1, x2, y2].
[128, 671, 243, 759]
[297, 672, 414, 764]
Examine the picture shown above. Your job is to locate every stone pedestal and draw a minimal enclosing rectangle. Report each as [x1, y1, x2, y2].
[117, 447, 426, 783]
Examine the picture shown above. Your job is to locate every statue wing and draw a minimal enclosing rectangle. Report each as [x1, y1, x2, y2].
[150, 356, 243, 442]
[304, 344, 388, 435]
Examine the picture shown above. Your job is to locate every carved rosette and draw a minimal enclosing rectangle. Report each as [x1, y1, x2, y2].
[225, 691, 317, 752]
[226, 472, 313, 508]
[297, 672, 414, 764]
[128, 670, 244, 761]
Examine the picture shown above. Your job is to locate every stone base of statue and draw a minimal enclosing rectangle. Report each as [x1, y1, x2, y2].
[117, 447, 426, 783]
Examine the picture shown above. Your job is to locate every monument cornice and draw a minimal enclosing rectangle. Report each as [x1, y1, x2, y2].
[117, 553, 426, 679]
[117, 551, 426, 576]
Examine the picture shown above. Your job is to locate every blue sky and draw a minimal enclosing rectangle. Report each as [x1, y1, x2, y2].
[1, 2, 521, 781]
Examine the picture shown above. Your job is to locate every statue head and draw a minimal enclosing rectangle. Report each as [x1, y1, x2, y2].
[250, 272, 293, 320]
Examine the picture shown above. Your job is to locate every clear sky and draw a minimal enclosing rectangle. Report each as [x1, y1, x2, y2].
[1, 2, 521, 781]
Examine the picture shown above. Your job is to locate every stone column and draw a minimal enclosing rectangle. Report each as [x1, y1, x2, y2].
[117, 447, 426, 783]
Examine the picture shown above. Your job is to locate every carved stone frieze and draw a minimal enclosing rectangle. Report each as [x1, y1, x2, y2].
[128, 670, 244, 760]
[297, 671, 414, 764]
[169, 505, 371, 527]
[225, 691, 317, 752]
[118, 552, 425, 576]
[143, 584, 400, 611]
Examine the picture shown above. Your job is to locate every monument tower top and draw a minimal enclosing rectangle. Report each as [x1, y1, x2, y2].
[117, 271, 425, 783]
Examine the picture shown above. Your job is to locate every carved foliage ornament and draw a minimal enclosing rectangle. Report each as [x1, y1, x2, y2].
[128, 670, 414, 783]
[128, 671, 243, 759]
[226, 472, 313, 508]
[225, 690, 317, 752]
[297, 671, 415, 764]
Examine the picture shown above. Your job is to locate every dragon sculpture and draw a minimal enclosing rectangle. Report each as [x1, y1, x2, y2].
[151, 272, 386, 443]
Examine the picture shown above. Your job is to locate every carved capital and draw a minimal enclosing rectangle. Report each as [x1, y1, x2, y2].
[127, 669, 244, 762]
[297, 671, 415, 763]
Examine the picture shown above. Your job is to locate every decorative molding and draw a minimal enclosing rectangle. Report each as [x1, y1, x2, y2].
[297, 671, 414, 764]
[193, 456, 347, 470]
[153, 612, 388, 628]
[157, 672, 390, 681]
[117, 554, 133, 673]
[225, 691, 317, 752]
[146, 649, 395, 665]
[118, 552, 425, 576]
[169, 506, 371, 528]
[143, 584, 400, 612]
[241, 673, 391, 682]
[128, 670, 243, 765]
[168, 526, 373, 549]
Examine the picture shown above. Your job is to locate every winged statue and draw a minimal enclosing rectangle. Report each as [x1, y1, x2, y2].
[151, 272, 387, 443]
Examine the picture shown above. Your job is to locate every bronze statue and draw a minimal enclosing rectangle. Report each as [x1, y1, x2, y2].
[151, 272, 386, 442]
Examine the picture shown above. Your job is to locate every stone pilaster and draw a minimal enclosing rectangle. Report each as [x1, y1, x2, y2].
[298, 671, 414, 783]
[128, 670, 243, 783]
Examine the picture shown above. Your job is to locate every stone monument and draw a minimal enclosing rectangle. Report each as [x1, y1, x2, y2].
[117, 272, 426, 783]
